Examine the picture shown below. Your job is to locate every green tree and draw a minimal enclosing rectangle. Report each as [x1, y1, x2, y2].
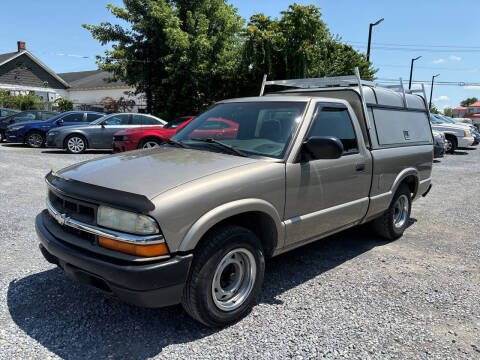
[443, 107, 452, 117]
[430, 105, 440, 114]
[55, 98, 74, 112]
[83, 0, 244, 119]
[240, 4, 376, 95]
[460, 97, 478, 107]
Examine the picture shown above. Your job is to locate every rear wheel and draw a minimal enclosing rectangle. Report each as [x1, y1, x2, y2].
[138, 138, 163, 149]
[65, 134, 87, 154]
[181, 226, 265, 327]
[372, 183, 412, 241]
[26, 131, 45, 148]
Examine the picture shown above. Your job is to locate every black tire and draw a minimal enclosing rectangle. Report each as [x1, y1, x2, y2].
[372, 183, 412, 241]
[65, 134, 87, 154]
[181, 225, 265, 328]
[138, 137, 163, 149]
[25, 131, 45, 148]
[445, 135, 457, 154]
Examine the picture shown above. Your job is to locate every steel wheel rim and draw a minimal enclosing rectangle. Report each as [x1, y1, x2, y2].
[143, 141, 160, 149]
[393, 194, 409, 229]
[67, 137, 85, 153]
[211, 248, 256, 312]
[29, 133, 43, 147]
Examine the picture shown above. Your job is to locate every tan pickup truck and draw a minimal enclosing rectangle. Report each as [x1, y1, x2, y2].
[36, 70, 433, 327]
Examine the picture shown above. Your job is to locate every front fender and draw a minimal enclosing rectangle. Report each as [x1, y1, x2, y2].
[178, 198, 285, 252]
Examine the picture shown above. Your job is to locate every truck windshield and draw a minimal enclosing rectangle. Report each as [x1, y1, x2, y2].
[172, 101, 307, 158]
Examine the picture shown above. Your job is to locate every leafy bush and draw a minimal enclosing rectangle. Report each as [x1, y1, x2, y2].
[0, 90, 44, 110]
[54, 98, 74, 112]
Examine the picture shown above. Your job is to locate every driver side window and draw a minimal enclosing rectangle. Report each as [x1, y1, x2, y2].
[308, 105, 359, 154]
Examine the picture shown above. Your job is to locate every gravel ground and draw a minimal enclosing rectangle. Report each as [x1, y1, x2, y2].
[0, 143, 479, 360]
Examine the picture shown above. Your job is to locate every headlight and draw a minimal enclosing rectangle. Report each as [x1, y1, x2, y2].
[114, 135, 128, 141]
[464, 130, 471, 137]
[9, 126, 24, 131]
[97, 205, 160, 235]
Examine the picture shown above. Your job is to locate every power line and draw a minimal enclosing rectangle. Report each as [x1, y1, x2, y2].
[346, 41, 480, 50]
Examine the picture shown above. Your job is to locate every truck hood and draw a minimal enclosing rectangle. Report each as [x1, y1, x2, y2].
[431, 123, 469, 133]
[57, 147, 258, 199]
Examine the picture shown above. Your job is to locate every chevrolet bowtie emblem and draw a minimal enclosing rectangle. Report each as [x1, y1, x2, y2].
[54, 212, 69, 226]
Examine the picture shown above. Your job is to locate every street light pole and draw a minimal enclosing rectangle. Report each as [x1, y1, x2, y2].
[408, 56, 422, 90]
[366, 18, 384, 62]
[429, 74, 440, 110]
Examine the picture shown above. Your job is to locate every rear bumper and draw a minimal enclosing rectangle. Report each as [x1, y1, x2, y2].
[35, 212, 193, 308]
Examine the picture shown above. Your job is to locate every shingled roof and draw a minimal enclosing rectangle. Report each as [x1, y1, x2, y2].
[57, 70, 127, 89]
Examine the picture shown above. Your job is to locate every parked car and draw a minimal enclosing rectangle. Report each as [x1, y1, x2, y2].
[430, 115, 474, 153]
[454, 117, 473, 125]
[5, 111, 102, 148]
[432, 130, 446, 158]
[0, 108, 19, 120]
[113, 116, 195, 152]
[36, 72, 433, 327]
[1, 110, 56, 142]
[47, 113, 166, 153]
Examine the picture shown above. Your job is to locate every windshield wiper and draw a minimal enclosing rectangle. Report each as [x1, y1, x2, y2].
[166, 138, 189, 148]
[190, 138, 248, 157]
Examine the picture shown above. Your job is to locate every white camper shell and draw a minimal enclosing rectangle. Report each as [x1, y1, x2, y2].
[262, 70, 433, 151]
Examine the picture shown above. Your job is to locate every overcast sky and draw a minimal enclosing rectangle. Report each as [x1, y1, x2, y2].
[1, 0, 478, 110]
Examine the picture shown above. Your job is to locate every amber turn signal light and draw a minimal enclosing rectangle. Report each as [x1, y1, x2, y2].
[98, 236, 169, 257]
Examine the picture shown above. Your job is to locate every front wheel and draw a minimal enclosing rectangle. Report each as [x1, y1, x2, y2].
[181, 226, 265, 327]
[372, 183, 412, 241]
[26, 131, 45, 148]
[65, 134, 87, 154]
[138, 138, 163, 149]
[445, 135, 457, 154]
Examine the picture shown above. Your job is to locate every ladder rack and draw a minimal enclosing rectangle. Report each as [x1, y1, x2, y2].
[259, 67, 430, 117]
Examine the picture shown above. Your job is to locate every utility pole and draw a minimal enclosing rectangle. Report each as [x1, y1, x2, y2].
[366, 18, 384, 62]
[429, 74, 440, 110]
[145, 30, 152, 114]
[408, 56, 422, 90]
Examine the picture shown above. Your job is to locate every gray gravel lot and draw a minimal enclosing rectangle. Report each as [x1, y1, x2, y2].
[0, 143, 479, 359]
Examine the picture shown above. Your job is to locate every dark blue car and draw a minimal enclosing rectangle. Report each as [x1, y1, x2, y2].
[6, 111, 104, 148]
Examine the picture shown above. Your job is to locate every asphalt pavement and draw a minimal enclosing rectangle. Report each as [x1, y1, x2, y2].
[0, 143, 479, 359]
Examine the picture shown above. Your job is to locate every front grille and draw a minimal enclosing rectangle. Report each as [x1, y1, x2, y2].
[48, 190, 96, 225]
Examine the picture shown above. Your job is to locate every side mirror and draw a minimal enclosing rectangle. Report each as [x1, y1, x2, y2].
[300, 136, 344, 161]
[9, 119, 14, 124]
[56, 119, 63, 125]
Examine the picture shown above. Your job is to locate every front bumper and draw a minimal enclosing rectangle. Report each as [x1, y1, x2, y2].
[113, 140, 137, 153]
[5, 130, 24, 143]
[35, 211, 193, 308]
[433, 143, 444, 158]
[46, 133, 63, 148]
[458, 136, 475, 148]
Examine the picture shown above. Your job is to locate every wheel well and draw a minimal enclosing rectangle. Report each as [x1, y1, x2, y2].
[64, 133, 88, 148]
[444, 133, 457, 145]
[400, 175, 418, 197]
[199, 211, 278, 258]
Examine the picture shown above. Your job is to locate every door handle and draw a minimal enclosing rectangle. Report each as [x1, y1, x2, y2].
[355, 163, 366, 171]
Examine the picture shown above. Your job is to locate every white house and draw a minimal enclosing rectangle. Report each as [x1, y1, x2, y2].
[0, 41, 145, 112]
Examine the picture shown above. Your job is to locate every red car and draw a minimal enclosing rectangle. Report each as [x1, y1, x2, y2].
[113, 116, 239, 152]
[113, 116, 195, 152]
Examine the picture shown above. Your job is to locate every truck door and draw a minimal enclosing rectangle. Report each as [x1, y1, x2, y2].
[284, 102, 372, 246]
